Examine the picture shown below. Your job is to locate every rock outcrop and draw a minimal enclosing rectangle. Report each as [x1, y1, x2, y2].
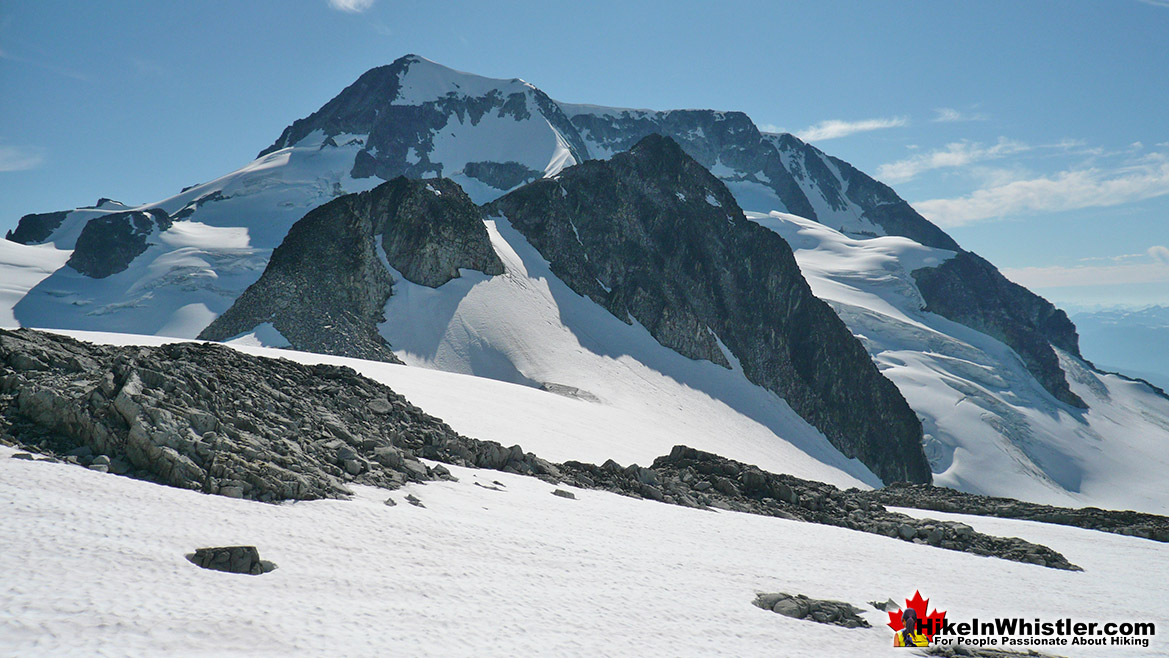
[490, 134, 931, 485]
[187, 546, 275, 575]
[913, 251, 1086, 408]
[66, 209, 173, 279]
[565, 107, 961, 250]
[5, 210, 69, 245]
[558, 445, 1079, 570]
[259, 55, 590, 182]
[2, 328, 1084, 570]
[0, 328, 462, 501]
[863, 481, 1169, 542]
[752, 592, 870, 628]
[463, 161, 542, 191]
[198, 177, 503, 360]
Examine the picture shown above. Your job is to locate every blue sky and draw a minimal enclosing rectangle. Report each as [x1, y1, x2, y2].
[2, 0, 1167, 309]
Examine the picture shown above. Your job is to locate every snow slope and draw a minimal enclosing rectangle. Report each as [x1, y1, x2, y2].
[374, 213, 881, 488]
[0, 240, 70, 327]
[6, 55, 1168, 513]
[2, 440, 1166, 657]
[40, 328, 873, 490]
[12, 134, 380, 338]
[749, 211, 1169, 513]
[9, 58, 583, 339]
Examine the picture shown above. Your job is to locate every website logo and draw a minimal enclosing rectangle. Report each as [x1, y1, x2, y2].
[888, 590, 946, 647]
[885, 590, 1156, 650]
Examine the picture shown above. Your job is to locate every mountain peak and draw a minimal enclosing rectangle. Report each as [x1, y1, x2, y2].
[627, 132, 686, 159]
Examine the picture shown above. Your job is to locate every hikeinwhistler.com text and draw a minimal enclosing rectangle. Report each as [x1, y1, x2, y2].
[922, 617, 1156, 649]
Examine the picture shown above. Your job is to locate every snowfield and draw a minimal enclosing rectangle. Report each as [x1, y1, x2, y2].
[2, 441, 1167, 657]
[36, 328, 875, 491]
[748, 211, 1169, 515]
[4, 53, 1168, 517]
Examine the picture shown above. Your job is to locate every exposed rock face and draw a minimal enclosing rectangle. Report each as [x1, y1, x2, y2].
[463, 160, 542, 190]
[259, 54, 589, 182]
[0, 328, 462, 501]
[863, 482, 1169, 542]
[1, 328, 1079, 570]
[814, 150, 961, 251]
[557, 445, 1079, 570]
[378, 177, 504, 286]
[260, 55, 961, 254]
[568, 109, 818, 220]
[752, 592, 870, 628]
[490, 134, 930, 485]
[912, 251, 1085, 408]
[5, 210, 69, 245]
[565, 107, 960, 250]
[198, 177, 503, 361]
[66, 209, 172, 278]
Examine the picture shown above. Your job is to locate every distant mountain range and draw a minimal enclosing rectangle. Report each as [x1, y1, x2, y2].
[4, 54, 1168, 512]
[1073, 306, 1169, 392]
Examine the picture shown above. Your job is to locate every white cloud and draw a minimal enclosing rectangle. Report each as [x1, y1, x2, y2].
[876, 137, 1028, 183]
[932, 108, 988, 123]
[1002, 261, 1169, 289]
[1003, 245, 1169, 289]
[0, 145, 45, 172]
[1150, 245, 1169, 265]
[912, 159, 1169, 227]
[328, 0, 375, 12]
[794, 116, 908, 142]
[1137, 0, 1169, 8]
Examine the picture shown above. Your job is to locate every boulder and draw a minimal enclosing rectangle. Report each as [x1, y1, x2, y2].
[187, 546, 275, 575]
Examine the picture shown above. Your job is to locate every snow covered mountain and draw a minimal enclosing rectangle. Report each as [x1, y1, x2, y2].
[5, 54, 1168, 512]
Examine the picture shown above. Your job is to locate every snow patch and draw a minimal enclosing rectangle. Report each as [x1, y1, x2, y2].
[223, 322, 292, 349]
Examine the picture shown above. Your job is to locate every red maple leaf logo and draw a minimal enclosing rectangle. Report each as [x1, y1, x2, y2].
[887, 590, 947, 641]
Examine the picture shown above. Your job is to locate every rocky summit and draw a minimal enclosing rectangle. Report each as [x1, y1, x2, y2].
[198, 176, 503, 360]
[491, 134, 931, 485]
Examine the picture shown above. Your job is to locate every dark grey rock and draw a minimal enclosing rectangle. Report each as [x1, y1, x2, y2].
[913, 251, 1085, 408]
[752, 592, 869, 628]
[259, 55, 589, 182]
[463, 161, 541, 190]
[6, 210, 69, 245]
[405, 493, 424, 507]
[551, 489, 576, 500]
[0, 328, 1089, 572]
[862, 481, 1169, 545]
[188, 546, 274, 576]
[0, 328, 470, 502]
[66, 209, 172, 279]
[560, 445, 1081, 571]
[199, 177, 503, 362]
[489, 134, 929, 485]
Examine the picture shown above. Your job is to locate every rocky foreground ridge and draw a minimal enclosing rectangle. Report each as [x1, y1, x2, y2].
[10, 328, 1168, 571]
